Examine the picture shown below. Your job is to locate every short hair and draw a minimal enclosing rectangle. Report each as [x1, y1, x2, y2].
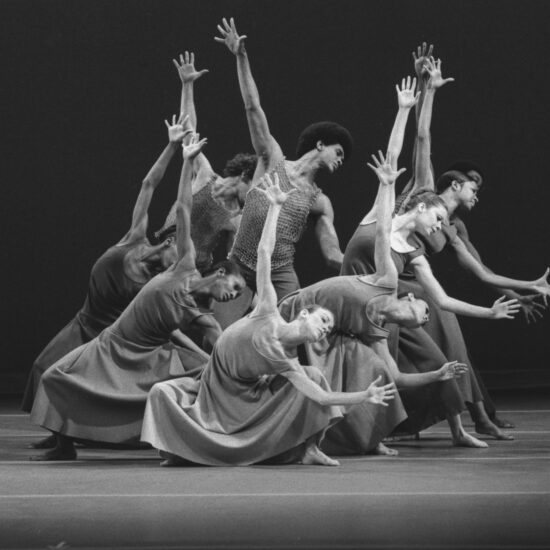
[203, 259, 245, 280]
[155, 224, 176, 243]
[403, 188, 447, 212]
[445, 160, 484, 182]
[295, 121, 353, 160]
[435, 170, 471, 194]
[293, 303, 331, 320]
[222, 153, 258, 181]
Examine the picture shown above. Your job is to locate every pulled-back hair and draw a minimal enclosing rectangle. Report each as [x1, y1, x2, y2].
[203, 259, 244, 280]
[403, 188, 447, 212]
[222, 153, 258, 181]
[292, 303, 330, 320]
[445, 160, 484, 183]
[435, 170, 471, 194]
[295, 121, 353, 160]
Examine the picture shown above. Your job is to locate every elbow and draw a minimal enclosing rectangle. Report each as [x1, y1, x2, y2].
[141, 178, 156, 191]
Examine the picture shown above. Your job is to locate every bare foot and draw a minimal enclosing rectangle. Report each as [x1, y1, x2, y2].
[371, 442, 399, 456]
[475, 422, 514, 441]
[28, 434, 57, 449]
[301, 445, 340, 466]
[29, 447, 77, 461]
[453, 432, 489, 449]
[492, 416, 515, 429]
[159, 452, 187, 467]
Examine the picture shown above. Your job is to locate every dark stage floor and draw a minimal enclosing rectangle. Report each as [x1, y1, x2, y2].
[1, 390, 549, 550]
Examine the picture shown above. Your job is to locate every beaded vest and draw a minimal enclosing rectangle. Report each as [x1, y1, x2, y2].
[231, 160, 321, 270]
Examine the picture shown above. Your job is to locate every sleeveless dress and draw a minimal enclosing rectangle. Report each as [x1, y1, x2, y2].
[230, 160, 321, 270]
[30, 268, 210, 444]
[278, 276, 408, 454]
[141, 311, 344, 466]
[342, 220, 483, 433]
[21, 241, 147, 412]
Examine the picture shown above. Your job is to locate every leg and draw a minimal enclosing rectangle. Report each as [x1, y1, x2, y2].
[470, 401, 514, 440]
[301, 434, 340, 467]
[270, 264, 300, 303]
[30, 433, 77, 461]
[446, 414, 488, 448]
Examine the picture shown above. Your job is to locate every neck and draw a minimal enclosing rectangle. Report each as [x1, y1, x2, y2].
[392, 211, 418, 238]
[438, 190, 459, 216]
[288, 151, 321, 183]
[277, 321, 307, 350]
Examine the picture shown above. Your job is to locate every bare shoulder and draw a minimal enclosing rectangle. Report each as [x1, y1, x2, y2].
[309, 191, 332, 216]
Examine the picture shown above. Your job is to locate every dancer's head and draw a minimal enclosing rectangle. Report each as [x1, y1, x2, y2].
[436, 170, 480, 211]
[295, 122, 353, 173]
[389, 293, 430, 328]
[289, 304, 335, 343]
[219, 153, 258, 205]
[202, 260, 246, 302]
[445, 160, 484, 187]
[403, 189, 448, 236]
[157, 234, 178, 270]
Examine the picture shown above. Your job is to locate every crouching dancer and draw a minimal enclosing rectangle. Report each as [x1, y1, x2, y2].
[141, 173, 395, 467]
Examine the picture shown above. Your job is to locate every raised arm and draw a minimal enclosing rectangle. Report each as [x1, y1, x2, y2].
[409, 254, 521, 319]
[120, 115, 188, 244]
[363, 152, 406, 286]
[361, 77, 419, 224]
[172, 51, 214, 191]
[174, 133, 208, 271]
[412, 57, 454, 193]
[215, 17, 283, 168]
[251, 173, 294, 315]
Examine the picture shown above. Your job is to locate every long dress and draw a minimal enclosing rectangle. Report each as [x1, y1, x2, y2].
[22, 241, 147, 412]
[30, 268, 209, 444]
[342, 221, 483, 433]
[141, 311, 344, 466]
[278, 276, 408, 455]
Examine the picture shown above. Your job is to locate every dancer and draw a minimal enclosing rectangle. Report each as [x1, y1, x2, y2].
[22, 114, 193, 418]
[215, 18, 353, 299]
[155, 51, 257, 274]
[141, 172, 396, 467]
[279, 151, 476, 455]
[30, 133, 246, 461]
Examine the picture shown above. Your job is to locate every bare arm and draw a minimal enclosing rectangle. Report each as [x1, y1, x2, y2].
[370, 340, 467, 388]
[215, 18, 283, 169]
[311, 193, 344, 271]
[410, 254, 520, 319]
[251, 173, 293, 315]
[121, 116, 188, 244]
[190, 314, 223, 352]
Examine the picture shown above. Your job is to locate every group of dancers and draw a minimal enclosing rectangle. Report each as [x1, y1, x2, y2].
[23, 20, 550, 466]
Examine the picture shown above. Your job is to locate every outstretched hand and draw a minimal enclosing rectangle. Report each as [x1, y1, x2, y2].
[165, 113, 192, 143]
[363, 375, 397, 407]
[214, 17, 247, 55]
[490, 296, 521, 319]
[530, 267, 550, 306]
[412, 42, 434, 80]
[256, 172, 295, 206]
[396, 75, 420, 109]
[438, 361, 468, 381]
[173, 51, 209, 84]
[182, 133, 208, 160]
[367, 151, 406, 186]
[517, 294, 547, 324]
[424, 57, 455, 90]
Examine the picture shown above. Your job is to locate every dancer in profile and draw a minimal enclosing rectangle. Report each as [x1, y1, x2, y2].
[215, 18, 353, 300]
[30, 133, 246, 461]
[279, 151, 478, 456]
[142, 172, 396, 467]
[155, 51, 257, 274]
[22, 115, 195, 427]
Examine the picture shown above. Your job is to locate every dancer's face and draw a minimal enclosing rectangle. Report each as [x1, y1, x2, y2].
[318, 142, 345, 173]
[211, 273, 246, 302]
[300, 307, 334, 342]
[414, 204, 448, 236]
[397, 293, 430, 327]
[455, 180, 480, 210]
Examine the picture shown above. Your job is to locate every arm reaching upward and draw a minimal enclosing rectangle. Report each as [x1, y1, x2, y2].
[215, 17, 283, 169]
[121, 114, 189, 244]
[251, 173, 295, 315]
[174, 132, 208, 270]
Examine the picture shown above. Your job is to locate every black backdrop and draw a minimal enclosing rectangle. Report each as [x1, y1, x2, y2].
[2, 0, 550, 393]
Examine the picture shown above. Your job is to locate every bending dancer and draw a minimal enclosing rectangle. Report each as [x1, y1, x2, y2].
[30, 133, 246, 461]
[397, 53, 549, 431]
[22, 115, 194, 420]
[279, 151, 474, 456]
[215, 18, 352, 299]
[155, 51, 257, 274]
[142, 173, 396, 467]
